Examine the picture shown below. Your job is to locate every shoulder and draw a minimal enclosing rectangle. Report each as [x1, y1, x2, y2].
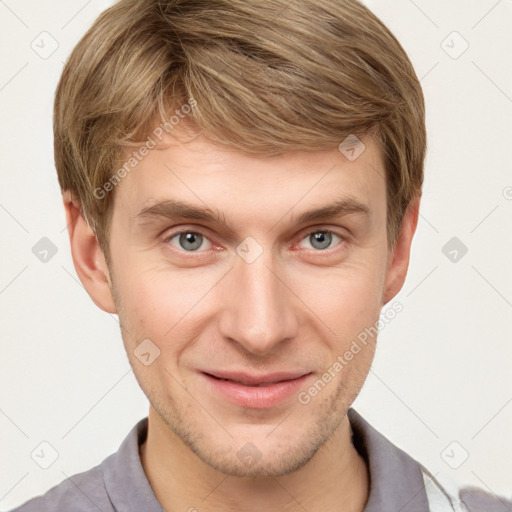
[8, 463, 113, 512]
[421, 467, 512, 512]
[459, 486, 512, 512]
[8, 418, 149, 512]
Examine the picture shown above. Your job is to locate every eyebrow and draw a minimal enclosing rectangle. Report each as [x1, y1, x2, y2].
[136, 196, 370, 228]
[292, 197, 370, 224]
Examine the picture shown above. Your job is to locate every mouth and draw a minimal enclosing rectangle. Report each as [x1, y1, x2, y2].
[199, 370, 313, 409]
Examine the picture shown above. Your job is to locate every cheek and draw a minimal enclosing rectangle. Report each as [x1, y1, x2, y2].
[113, 261, 218, 347]
[295, 260, 385, 344]
[122, 276, 172, 329]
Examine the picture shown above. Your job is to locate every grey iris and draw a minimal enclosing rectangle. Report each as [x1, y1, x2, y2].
[179, 232, 203, 251]
[309, 232, 332, 250]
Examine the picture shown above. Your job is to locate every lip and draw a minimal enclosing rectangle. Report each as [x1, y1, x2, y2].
[199, 370, 313, 409]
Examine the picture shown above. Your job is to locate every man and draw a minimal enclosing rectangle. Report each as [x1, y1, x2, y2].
[10, 0, 510, 511]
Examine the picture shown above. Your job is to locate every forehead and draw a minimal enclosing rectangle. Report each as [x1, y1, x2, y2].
[113, 131, 386, 228]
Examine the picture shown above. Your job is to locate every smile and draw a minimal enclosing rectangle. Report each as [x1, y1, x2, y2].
[199, 370, 313, 409]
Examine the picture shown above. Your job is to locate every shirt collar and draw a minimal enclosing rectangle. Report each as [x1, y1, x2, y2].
[102, 408, 430, 511]
[348, 408, 431, 511]
[102, 416, 164, 512]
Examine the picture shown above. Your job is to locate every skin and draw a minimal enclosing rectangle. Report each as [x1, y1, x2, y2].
[63, 129, 419, 512]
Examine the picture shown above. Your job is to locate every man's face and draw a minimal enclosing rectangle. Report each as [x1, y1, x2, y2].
[103, 132, 398, 477]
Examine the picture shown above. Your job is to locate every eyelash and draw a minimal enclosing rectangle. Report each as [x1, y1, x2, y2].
[164, 227, 346, 255]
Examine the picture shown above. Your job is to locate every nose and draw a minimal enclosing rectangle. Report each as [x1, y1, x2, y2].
[217, 246, 299, 356]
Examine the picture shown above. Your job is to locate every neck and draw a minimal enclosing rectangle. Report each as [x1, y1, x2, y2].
[140, 407, 369, 512]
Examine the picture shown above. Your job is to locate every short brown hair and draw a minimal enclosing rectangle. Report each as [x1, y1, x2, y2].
[54, 0, 426, 255]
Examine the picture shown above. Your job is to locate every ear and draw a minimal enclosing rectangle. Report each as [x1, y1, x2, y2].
[62, 191, 117, 314]
[382, 195, 421, 305]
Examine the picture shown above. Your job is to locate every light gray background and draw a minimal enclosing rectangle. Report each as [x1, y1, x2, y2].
[1, 0, 511, 509]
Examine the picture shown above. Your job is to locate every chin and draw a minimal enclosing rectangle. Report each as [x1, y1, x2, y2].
[191, 439, 321, 478]
[176, 411, 341, 479]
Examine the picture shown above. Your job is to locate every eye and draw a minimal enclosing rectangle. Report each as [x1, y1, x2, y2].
[298, 230, 343, 251]
[166, 231, 213, 252]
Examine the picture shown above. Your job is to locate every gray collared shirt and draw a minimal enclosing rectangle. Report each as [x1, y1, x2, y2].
[9, 408, 509, 511]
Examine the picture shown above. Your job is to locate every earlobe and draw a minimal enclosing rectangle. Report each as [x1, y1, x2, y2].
[382, 195, 421, 306]
[62, 191, 117, 314]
